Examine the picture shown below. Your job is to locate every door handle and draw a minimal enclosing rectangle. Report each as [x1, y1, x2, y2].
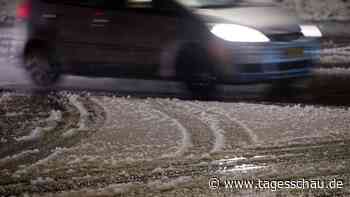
[92, 19, 110, 23]
[42, 14, 57, 19]
[91, 18, 110, 27]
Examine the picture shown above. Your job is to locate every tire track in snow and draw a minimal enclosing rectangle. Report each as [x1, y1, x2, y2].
[209, 107, 259, 145]
[145, 100, 192, 158]
[84, 97, 188, 160]
[177, 102, 225, 153]
[0, 93, 105, 174]
[158, 100, 225, 153]
[90, 97, 113, 129]
[61, 94, 90, 137]
[61, 93, 106, 138]
[321, 46, 350, 56]
[0, 92, 12, 103]
[130, 99, 193, 158]
[176, 101, 258, 153]
[151, 99, 215, 157]
[189, 102, 259, 146]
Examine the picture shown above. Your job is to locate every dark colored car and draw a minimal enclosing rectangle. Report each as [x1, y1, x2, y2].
[13, 0, 321, 94]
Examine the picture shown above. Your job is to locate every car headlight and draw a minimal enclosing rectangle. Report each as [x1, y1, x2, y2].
[210, 24, 270, 43]
[300, 25, 322, 38]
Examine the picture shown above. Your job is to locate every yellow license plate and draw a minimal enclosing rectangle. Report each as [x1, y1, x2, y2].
[286, 48, 304, 58]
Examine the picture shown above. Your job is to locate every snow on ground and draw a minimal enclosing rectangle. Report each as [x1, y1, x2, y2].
[190, 102, 259, 145]
[10, 96, 350, 171]
[1, 92, 350, 195]
[321, 46, 350, 64]
[34, 176, 193, 197]
[175, 101, 227, 153]
[165, 99, 264, 150]
[14, 110, 62, 141]
[322, 54, 350, 65]
[13, 147, 70, 176]
[269, 0, 350, 22]
[0, 149, 39, 163]
[148, 102, 193, 158]
[220, 163, 267, 173]
[315, 67, 350, 78]
[61, 95, 89, 137]
[322, 46, 350, 55]
[3, 93, 350, 172]
[14, 127, 44, 142]
[200, 101, 350, 147]
[291, 0, 350, 21]
[67, 95, 88, 130]
[37, 96, 185, 170]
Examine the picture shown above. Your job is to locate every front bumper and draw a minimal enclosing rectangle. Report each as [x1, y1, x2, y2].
[212, 37, 320, 84]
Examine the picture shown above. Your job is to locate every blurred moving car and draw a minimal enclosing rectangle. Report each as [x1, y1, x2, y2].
[14, 0, 321, 94]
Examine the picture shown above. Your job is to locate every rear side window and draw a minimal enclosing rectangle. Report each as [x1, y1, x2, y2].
[42, 0, 125, 8]
[127, 0, 178, 10]
[127, 0, 153, 8]
[42, 0, 178, 11]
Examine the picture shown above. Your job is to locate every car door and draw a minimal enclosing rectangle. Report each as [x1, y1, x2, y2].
[96, 0, 183, 78]
[79, 0, 125, 75]
[51, 0, 94, 66]
[55, 0, 113, 72]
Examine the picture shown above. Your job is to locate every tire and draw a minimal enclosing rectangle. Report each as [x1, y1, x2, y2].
[176, 43, 217, 98]
[268, 79, 302, 97]
[24, 48, 61, 87]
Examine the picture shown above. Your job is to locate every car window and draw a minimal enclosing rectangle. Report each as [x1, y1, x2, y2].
[42, 0, 179, 13]
[127, 0, 179, 11]
[43, 0, 126, 8]
[127, 0, 153, 8]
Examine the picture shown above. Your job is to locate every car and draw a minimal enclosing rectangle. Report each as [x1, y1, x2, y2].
[13, 0, 321, 95]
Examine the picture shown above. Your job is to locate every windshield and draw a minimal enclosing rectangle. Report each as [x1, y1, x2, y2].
[176, 0, 275, 8]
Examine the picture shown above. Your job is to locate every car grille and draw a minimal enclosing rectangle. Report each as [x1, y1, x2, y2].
[269, 32, 303, 42]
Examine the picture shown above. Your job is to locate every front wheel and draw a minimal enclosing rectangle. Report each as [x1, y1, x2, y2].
[268, 79, 307, 97]
[24, 49, 61, 87]
[176, 44, 217, 98]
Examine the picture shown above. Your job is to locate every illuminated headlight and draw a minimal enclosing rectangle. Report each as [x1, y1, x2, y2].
[210, 24, 270, 43]
[300, 25, 322, 38]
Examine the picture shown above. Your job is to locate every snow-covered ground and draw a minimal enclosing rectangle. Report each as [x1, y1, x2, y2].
[275, 0, 350, 21]
[0, 93, 349, 196]
[321, 45, 350, 64]
[0, 85, 350, 195]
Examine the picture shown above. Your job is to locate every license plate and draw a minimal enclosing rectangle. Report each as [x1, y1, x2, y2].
[286, 48, 304, 58]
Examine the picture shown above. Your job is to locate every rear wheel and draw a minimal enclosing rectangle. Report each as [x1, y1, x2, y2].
[176, 44, 217, 98]
[24, 47, 61, 87]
